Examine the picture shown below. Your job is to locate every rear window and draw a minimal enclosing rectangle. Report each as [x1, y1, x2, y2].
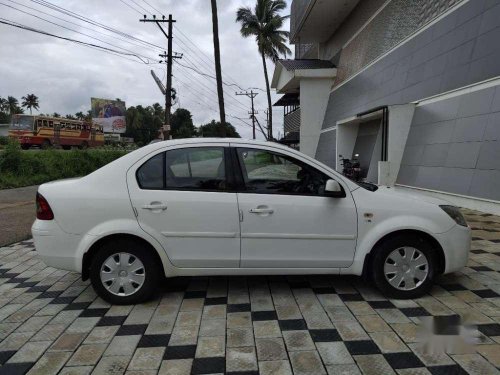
[136, 153, 164, 189]
[165, 147, 226, 191]
[135, 147, 227, 191]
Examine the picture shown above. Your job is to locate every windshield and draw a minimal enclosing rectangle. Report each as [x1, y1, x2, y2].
[10, 115, 34, 130]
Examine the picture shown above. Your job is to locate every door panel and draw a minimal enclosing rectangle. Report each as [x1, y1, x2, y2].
[238, 193, 357, 267]
[127, 144, 240, 268]
[235, 147, 357, 268]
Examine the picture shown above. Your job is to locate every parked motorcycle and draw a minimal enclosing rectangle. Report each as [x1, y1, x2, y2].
[339, 154, 362, 182]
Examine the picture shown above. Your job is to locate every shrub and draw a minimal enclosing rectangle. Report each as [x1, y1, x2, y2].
[0, 145, 128, 189]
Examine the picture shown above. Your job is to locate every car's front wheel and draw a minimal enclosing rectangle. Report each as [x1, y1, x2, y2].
[90, 239, 160, 304]
[371, 234, 437, 299]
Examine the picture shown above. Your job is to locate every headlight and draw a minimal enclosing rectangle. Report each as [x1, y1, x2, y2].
[440, 205, 467, 227]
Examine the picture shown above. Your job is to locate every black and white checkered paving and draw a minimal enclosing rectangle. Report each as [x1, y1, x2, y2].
[0, 208, 499, 374]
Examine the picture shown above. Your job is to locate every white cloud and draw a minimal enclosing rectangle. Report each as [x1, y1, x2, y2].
[0, 0, 291, 140]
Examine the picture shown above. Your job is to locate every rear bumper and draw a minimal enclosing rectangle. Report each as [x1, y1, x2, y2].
[435, 224, 471, 274]
[31, 219, 82, 272]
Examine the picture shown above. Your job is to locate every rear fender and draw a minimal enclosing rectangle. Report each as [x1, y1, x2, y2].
[75, 219, 173, 276]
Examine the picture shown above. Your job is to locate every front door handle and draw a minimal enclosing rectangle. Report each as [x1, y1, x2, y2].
[142, 202, 168, 211]
[249, 207, 274, 214]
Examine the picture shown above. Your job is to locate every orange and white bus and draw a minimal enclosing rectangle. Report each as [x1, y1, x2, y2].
[9, 114, 104, 149]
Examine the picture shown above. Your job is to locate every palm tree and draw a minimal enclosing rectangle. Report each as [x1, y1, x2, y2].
[236, 0, 291, 140]
[211, 0, 226, 136]
[75, 111, 85, 120]
[7, 96, 19, 115]
[0, 97, 8, 113]
[21, 94, 39, 115]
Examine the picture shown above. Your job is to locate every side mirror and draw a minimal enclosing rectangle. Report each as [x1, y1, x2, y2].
[325, 179, 346, 198]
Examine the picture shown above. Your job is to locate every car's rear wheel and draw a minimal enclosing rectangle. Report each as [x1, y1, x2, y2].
[371, 234, 437, 299]
[90, 239, 160, 304]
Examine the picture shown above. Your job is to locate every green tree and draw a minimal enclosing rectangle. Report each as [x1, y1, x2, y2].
[75, 111, 85, 120]
[52, 112, 61, 118]
[0, 97, 8, 113]
[236, 0, 291, 140]
[21, 94, 39, 115]
[198, 120, 240, 138]
[124, 104, 163, 145]
[0, 97, 9, 123]
[7, 96, 22, 115]
[65, 114, 76, 119]
[171, 108, 197, 139]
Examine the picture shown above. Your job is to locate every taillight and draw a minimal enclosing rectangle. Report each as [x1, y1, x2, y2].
[36, 193, 54, 220]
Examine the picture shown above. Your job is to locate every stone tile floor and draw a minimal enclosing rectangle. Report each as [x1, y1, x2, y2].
[0, 209, 499, 374]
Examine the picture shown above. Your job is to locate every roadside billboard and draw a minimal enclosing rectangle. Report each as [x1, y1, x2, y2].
[91, 97, 126, 133]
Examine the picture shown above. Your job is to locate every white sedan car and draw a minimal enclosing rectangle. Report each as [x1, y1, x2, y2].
[32, 138, 471, 304]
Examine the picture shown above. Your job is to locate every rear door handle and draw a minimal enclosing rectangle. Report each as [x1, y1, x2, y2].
[142, 202, 168, 211]
[249, 207, 274, 214]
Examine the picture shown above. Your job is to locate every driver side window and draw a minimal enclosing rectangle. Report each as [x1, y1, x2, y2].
[236, 148, 330, 196]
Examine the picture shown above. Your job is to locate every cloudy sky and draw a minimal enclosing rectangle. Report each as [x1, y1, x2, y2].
[0, 0, 291, 139]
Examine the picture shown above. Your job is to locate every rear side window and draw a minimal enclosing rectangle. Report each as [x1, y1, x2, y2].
[165, 147, 226, 191]
[136, 153, 164, 189]
[136, 147, 227, 191]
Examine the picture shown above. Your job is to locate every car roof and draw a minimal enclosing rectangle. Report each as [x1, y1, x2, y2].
[143, 138, 292, 152]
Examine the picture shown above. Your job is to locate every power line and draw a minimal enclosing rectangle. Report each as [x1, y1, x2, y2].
[174, 25, 257, 90]
[129, 0, 151, 15]
[140, 0, 163, 16]
[0, 17, 158, 64]
[172, 76, 255, 132]
[173, 67, 249, 115]
[6, 0, 164, 54]
[0, 2, 158, 62]
[118, 0, 143, 16]
[29, 0, 165, 51]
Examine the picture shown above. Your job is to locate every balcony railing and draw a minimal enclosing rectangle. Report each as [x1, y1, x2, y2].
[284, 107, 301, 134]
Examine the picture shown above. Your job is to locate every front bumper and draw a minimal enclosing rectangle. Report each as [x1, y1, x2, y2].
[435, 224, 471, 274]
[32, 219, 82, 272]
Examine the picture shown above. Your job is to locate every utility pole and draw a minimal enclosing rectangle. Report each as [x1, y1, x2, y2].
[210, 0, 226, 135]
[140, 14, 182, 140]
[236, 90, 258, 139]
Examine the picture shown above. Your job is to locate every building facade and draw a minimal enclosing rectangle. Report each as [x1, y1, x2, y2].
[272, 0, 500, 213]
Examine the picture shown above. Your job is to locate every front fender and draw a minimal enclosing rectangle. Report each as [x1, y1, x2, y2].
[74, 219, 173, 276]
[343, 215, 447, 275]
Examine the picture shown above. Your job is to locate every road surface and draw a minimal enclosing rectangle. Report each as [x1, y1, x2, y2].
[0, 185, 38, 246]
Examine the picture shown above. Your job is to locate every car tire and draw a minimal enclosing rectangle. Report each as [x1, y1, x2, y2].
[371, 234, 437, 299]
[89, 239, 161, 305]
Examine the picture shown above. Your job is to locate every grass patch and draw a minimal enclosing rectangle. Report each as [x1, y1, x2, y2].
[0, 140, 127, 189]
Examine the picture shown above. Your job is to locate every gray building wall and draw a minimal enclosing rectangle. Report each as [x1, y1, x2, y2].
[398, 85, 500, 201]
[316, 0, 500, 172]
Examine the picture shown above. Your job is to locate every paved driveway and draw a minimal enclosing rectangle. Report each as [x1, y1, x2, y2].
[0, 209, 499, 375]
